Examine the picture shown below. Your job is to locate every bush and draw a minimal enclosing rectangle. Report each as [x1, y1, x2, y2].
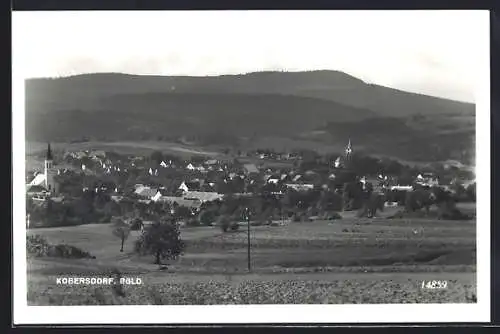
[437, 202, 469, 220]
[186, 218, 201, 227]
[47, 244, 96, 259]
[129, 218, 143, 231]
[218, 215, 232, 232]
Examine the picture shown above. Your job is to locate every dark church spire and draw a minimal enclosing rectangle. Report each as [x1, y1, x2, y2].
[46, 143, 53, 160]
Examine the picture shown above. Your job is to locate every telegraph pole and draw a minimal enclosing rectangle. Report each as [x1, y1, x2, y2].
[246, 207, 251, 272]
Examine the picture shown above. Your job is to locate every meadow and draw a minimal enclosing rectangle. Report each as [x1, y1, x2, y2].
[26, 216, 477, 305]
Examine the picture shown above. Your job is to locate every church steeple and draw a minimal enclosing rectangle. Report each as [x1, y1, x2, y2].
[345, 139, 352, 158]
[44, 143, 56, 194]
[46, 143, 53, 161]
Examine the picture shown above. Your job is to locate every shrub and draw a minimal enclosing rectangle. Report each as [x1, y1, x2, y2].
[129, 218, 143, 231]
[198, 210, 217, 226]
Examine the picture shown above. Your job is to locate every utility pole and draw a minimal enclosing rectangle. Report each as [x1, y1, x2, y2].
[246, 206, 251, 272]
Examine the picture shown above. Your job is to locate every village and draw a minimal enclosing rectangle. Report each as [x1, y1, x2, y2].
[25, 140, 476, 229]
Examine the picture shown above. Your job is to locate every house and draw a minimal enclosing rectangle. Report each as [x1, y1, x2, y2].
[196, 165, 207, 173]
[178, 182, 189, 193]
[178, 180, 201, 193]
[285, 183, 314, 192]
[90, 150, 106, 159]
[205, 159, 218, 166]
[69, 151, 88, 160]
[111, 195, 124, 203]
[415, 173, 439, 187]
[26, 185, 49, 198]
[183, 191, 224, 203]
[151, 188, 171, 202]
[186, 163, 195, 171]
[390, 185, 413, 191]
[28, 173, 46, 187]
[243, 163, 259, 174]
[158, 196, 203, 211]
[134, 186, 158, 199]
[267, 178, 280, 184]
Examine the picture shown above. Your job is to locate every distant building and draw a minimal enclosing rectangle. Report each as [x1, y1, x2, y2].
[134, 186, 158, 199]
[390, 185, 413, 191]
[285, 183, 314, 192]
[243, 163, 259, 174]
[205, 159, 219, 166]
[183, 191, 223, 203]
[415, 173, 439, 187]
[158, 196, 203, 211]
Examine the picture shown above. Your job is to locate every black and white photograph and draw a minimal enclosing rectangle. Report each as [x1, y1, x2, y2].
[12, 10, 490, 324]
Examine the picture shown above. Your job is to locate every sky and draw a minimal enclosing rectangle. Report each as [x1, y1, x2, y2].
[12, 10, 489, 102]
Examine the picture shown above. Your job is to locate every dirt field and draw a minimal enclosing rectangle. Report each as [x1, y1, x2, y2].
[26, 217, 476, 305]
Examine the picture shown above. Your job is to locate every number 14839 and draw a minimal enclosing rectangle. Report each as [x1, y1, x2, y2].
[421, 280, 448, 289]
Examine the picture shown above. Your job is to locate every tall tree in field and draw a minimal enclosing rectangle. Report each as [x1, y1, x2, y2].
[134, 219, 185, 266]
[111, 217, 131, 252]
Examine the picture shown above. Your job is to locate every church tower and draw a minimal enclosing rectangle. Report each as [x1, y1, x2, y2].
[344, 139, 353, 167]
[345, 139, 353, 161]
[44, 143, 57, 194]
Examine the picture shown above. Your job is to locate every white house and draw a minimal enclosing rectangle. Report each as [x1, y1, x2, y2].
[285, 183, 314, 192]
[390, 185, 413, 191]
[178, 181, 190, 192]
[268, 178, 279, 184]
[184, 191, 223, 203]
[186, 163, 195, 171]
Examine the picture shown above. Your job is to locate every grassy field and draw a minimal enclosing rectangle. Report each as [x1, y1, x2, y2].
[26, 217, 477, 305]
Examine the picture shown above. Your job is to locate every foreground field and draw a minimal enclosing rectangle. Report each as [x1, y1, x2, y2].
[26, 217, 476, 305]
[27, 271, 476, 305]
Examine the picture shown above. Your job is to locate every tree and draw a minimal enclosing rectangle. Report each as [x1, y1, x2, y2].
[218, 214, 232, 232]
[198, 209, 217, 226]
[111, 217, 131, 252]
[364, 193, 385, 218]
[134, 219, 185, 265]
[405, 189, 433, 213]
[466, 183, 476, 202]
[128, 217, 144, 231]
